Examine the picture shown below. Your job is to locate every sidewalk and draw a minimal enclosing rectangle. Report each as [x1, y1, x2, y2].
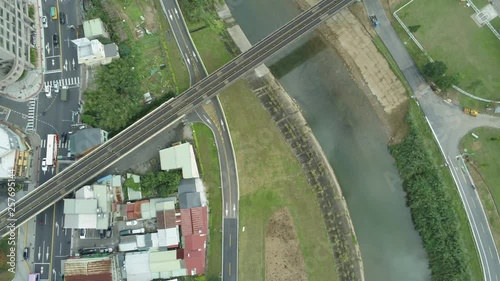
[1, 0, 45, 102]
[14, 219, 37, 281]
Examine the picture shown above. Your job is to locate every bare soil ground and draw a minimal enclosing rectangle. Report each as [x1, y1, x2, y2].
[265, 208, 308, 281]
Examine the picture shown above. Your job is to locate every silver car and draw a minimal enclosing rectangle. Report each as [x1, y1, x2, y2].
[42, 16, 48, 28]
[53, 81, 59, 93]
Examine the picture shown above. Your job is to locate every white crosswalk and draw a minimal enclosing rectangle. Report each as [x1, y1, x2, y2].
[41, 139, 71, 149]
[26, 97, 37, 131]
[45, 77, 80, 88]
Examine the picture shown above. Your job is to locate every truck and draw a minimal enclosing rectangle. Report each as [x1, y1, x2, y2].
[119, 227, 145, 236]
[60, 86, 68, 101]
[464, 108, 478, 117]
[369, 15, 380, 27]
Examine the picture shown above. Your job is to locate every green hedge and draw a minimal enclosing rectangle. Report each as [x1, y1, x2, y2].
[390, 116, 471, 281]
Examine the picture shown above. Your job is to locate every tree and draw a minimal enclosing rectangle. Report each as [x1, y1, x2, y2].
[140, 170, 182, 197]
[422, 61, 447, 80]
[408, 25, 421, 33]
[435, 74, 459, 89]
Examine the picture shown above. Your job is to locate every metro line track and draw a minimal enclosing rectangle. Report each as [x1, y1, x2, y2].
[0, 0, 353, 236]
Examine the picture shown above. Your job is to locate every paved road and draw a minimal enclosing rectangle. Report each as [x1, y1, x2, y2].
[0, 0, 354, 235]
[160, 0, 240, 278]
[364, 0, 500, 280]
[31, 0, 82, 279]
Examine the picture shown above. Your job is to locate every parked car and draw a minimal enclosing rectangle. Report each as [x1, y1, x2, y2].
[105, 228, 112, 238]
[80, 229, 86, 239]
[99, 229, 105, 239]
[59, 12, 65, 24]
[42, 16, 48, 28]
[126, 220, 138, 226]
[53, 33, 58, 47]
[23, 247, 29, 260]
[41, 158, 47, 173]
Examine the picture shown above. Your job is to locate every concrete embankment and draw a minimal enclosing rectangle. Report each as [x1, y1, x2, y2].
[216, 3, 365, 281]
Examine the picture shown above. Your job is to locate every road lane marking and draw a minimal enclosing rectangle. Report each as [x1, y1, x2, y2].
[229, 233, 231, 247]
[490, 247, 494, 259]
[472, 198, 477, 209]
[48, 206, 56, 281]
[447, 156, 492, 280]
[228, 262, 231, 276]
[482, 222, 485, 232]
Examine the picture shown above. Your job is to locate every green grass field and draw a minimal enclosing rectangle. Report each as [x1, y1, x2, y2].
[192, 123, 223, 278]
[396, 0, 500, 100]
[190, 27, 233, 74]
[219, 80, 338, 281]
[460, 127, 500, 250]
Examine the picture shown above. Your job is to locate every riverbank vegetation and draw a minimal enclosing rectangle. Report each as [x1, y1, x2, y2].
[192, 123, 223, 279]
[460, 127, 500, 251]
[219, 81, 339, 281]
[390, 102, 481, 280]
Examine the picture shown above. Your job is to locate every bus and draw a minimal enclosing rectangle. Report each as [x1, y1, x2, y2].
[50, 7, 58, 20]
[46, 134, 58, 166]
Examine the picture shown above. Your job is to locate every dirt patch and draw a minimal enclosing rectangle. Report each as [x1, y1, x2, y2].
[101, 0, 132, 41]
[265, 208, 308, 281]
[472, 141, 482, 150]
[141, 2, 159, 32]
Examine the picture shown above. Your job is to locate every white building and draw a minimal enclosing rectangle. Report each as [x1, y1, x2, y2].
[63, 184, 112, 229]
[0, 0, 34, 89]
[72, 38, 119, 66]
[159, 143, 199, 179]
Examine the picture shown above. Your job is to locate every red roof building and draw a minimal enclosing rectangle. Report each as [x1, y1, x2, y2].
[180, 206, 208, 236]
[180, 206, 208, 275]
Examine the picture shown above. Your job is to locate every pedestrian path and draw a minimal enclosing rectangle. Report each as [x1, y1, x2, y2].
[26, 97, 37, 131]
[40, 139, 71, 149]
[45, 77, 80, 88]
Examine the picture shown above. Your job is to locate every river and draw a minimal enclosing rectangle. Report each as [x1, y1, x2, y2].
[226, 0, 431, 280]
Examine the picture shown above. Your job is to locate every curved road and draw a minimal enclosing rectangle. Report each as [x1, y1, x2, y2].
[159, 0, 240, 279]
[363, 0, 500, 279]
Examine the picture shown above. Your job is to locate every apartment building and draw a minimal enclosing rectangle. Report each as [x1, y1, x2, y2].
[0, 0, 34, 88]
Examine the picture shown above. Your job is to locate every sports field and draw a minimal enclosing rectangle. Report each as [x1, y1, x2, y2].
[396, 0, 500, 100]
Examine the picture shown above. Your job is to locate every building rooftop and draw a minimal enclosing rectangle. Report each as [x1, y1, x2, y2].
[69, 128, 108, 156]
[125, 252, 151, 281]
[149, 250, 185, 276]
[180, 206, 208, 237]
[157, 209, 177, 229]
[64, 257, 113, 281]
[159, 143, 199, 179]
[0, 125, 22, 179]
[158, 227, 180, 248]
[104, 43, 119, 58]
[83, 18, 108, 39]
[63, 199, 98, 214]
[64, 184, 112, 229]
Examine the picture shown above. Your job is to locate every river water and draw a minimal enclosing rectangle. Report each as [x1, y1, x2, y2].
[226, 0, 431, 280]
